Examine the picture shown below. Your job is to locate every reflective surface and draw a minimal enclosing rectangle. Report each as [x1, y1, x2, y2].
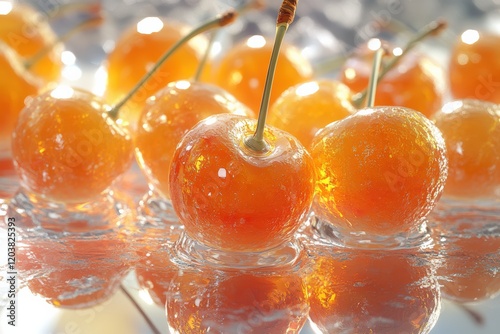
[1, 0, 500, 333]
[429, 197, 500, 303]
[306, 244, 441, 334]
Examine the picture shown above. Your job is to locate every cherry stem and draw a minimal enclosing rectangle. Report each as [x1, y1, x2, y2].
[46, 2, 101, 21]
[456, 303, 484, 326]
[314, 16, 418, 77]
[23, 14, 103, 71]
[109, 11, 237, 119]
[245, 0, 297, 152]
[352, 19, 447, 108]
[193, 0, 265, 82]
[374, 17, 417, 36]
[365, 47, 385, 108]
[120, 284, 161, 334]
[193, 32, 216, 82]
[380, 19, 446, 78]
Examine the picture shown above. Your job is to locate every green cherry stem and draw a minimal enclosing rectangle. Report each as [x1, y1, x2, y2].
[193, 0, 265, 82]
[46, 2, 101, 21]
[245, 0, 297, 152]
[313, 19, 417, 77]
[352, 19, 447, 108]
[314, 16, 419, 77]
[23, 14, 103, 71]
[120, 284, 161, 334]
[378, 19, 446, 82]
[456, 303, 484, 326]
[193, 31, 216, 82]
[375, 17, 418, 36]
[108, 10, 237, 119]
[365, 46, 385, 108]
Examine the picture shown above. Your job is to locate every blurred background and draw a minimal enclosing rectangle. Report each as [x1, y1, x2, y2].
[15, 0, 500, 94]
[1, 0, 500, 333]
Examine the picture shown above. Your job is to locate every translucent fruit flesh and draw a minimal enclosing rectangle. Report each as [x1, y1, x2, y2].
[0, 2, 63, 82]
[169, 113, 315, 252]
[0, 43, 40, 154]
[431, 99, 500, 199]
[11, 87, 133, 203]
[449, 31, 500, 104]
[312, 107, 448, 236]
[167, 267, 308, 333]
[105, 19, 206, 130]
[214, 36, 313, 114]
[268, 79, 355, 149]
[134, 80, 254, 199]
[306, 248, 440, 334]
[340, 47, 444, 118]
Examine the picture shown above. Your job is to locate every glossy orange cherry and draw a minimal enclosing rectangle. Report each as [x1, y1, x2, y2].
[431, 99, 500, 199]
[312, 106, 448, 237]
[449, 30, 500, 103]
[213, 34, 313, 113]
[266, 23, 446, 152]
[268, 79, 355, 149]
[340, 43, 445, 118]
[10, 12, 237, 205]
[1, 9, 103, 165]
[135, 80, 254, 199]
[11, 87, 133, 203]
[169, 113, 315, 251]
[105, 18, 207, 130]
[169, 1, 315, 252]
[0, 1, 63, 82]
[306, 246, 440, 333]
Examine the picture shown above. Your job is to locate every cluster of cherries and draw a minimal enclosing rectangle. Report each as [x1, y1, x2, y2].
[1, 0, 499, 332]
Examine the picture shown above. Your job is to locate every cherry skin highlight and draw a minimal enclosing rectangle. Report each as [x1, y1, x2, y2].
[268, 79, 355, 149]
[0, 2, 63, 82]
[169, 113, 315, 252]
[105, 18, 207, 130]
[340, 44, 444, 118]
[213, 35, 313, 113]
[449, 30, 500, 104]
[11, 87, 134, 203]
[431, 99, 500, 199]
[311, 106, 448, 237]
[135, 80, 254, 199]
